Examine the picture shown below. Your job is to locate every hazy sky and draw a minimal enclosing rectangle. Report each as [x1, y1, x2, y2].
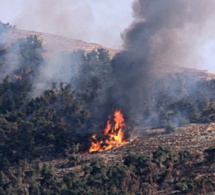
[0, 0, 133, 49]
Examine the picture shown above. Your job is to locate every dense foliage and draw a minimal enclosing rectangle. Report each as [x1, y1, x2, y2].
[0, 34, 113, 164]
[1, 147, 215, 194]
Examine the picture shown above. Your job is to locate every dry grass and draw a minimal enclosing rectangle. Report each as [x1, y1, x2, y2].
[6, 28, 119, 57]
[113, 122, 215, 156]
[45, 122, 215, 177]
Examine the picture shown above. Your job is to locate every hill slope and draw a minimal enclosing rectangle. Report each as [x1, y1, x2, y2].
[0, 23, 215, 194]
[6, 28, 119, 57]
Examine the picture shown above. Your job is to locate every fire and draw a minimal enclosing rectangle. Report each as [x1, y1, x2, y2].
[89, 110, 126, 153]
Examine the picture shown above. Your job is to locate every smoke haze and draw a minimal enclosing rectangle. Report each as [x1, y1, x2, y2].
[1, 0, 133, 49]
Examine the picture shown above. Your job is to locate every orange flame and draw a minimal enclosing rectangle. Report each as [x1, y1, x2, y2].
[89, 110, 126, 153]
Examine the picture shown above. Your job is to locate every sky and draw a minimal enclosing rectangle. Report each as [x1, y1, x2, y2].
[0, 0, 133, 49]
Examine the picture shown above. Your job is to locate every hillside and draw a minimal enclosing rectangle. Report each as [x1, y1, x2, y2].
[5, 27, 119, 57]
[0, 23, 215, 194]
[54, 122, 215, 194]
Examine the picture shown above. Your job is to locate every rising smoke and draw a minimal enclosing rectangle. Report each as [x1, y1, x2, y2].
[124, 0, 215, 66]
[30, 51, 80, 98]
[107, 0, 215, 127]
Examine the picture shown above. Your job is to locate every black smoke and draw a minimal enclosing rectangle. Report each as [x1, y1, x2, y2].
[106, 0, 215, 128]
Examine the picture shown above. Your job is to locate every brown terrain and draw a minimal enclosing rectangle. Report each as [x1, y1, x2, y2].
[49, 122, 215, 169]
[6, 28, 119, 57]
[44, 122, 215, 194]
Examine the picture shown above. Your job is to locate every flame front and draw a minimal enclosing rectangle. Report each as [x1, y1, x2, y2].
[89, 110, 126, 153]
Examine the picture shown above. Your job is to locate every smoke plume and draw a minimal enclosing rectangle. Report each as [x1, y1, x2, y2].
[125, 0, 215, 67]
[108, 0, 215, 126]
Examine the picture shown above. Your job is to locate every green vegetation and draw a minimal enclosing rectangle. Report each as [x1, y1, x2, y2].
[1, 26, 215, 194]
[0, 34, 113, 163]
[0, 146, 215, 194]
